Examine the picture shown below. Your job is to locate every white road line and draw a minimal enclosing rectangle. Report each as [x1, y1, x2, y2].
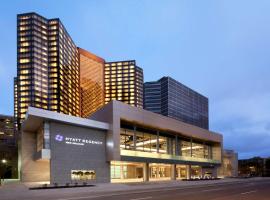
[202, 188, 222, 192]
[241, 190, 257, 195]
[130, 197, 153, 200]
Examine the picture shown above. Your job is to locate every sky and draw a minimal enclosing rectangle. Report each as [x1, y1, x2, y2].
[0, 0, 269, 159]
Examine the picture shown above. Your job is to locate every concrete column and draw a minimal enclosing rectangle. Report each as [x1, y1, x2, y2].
[186, 165, 191, 179]
[143, 163, 149, 182]
[212, 166, 218, 178]
[171, 164, 176, 180]
[199, 166, 203, 178]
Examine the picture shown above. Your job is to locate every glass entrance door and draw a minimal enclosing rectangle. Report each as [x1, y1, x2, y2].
[149, 163, 171, 181]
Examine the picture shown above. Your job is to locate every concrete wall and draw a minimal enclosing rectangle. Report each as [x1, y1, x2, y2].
[21, 130, 50, 182]
[49, 122, 110, 184]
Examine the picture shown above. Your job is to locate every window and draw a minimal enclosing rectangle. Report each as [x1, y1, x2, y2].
[71, 170, 96, 180]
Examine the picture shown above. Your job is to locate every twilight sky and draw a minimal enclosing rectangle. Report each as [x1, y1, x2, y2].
[0, 0, 269, 159]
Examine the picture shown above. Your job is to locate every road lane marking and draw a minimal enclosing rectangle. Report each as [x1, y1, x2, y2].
[241, 190, 257, 195]
[202, 188, 222, 192]
[130, 197, 153, 200]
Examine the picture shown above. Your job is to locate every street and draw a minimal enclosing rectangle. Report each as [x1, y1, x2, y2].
[54, 179, 270, 200]
[1, 178, 270, 200]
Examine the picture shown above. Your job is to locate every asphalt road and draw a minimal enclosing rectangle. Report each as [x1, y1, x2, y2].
[2, 179, 270, 200]
[54, 179, 270, 200]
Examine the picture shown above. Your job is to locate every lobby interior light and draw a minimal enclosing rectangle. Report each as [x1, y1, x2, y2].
[181, 146, 204, 151]
[134, 138, 165, 147]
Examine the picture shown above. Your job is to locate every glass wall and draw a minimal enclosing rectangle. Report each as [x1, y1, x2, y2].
[181, 140, 191, 157]
[120, 128, 135, 150]
[176, 165, 187, 179]
[120, 122, 213, 160]
[191, 141, 205, 158]
[111, 161, 144, 183]
[158, 134, 167, 154]
[149, 163, 171, 180]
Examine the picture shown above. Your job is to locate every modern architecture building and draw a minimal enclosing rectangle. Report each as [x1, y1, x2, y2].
[21, 101, 222, 184]
[218, 149, 238, 177]
[144, 76, 209, 129]
[104, 60, 143, 108]
[15, 12, 144, 128]
[0, 115, 18, 179]
[15, 12, 80, 128]
[78, 48, 105, 117]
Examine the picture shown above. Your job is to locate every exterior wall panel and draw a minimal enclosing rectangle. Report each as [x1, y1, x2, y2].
[49, 122, 109, 184]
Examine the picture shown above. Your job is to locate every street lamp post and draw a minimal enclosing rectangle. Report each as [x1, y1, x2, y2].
[0, 159, 7, 186]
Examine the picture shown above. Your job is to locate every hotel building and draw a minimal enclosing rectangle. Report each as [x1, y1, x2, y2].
[78, 48, 105, 117]
[15, 12, 80, 128]
[15, 12, 145, 129]
[144, 76, 209, 129]
[104, 61, 144, 108]
[21, 101, 222, 184]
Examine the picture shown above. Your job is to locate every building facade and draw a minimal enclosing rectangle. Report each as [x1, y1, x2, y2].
[0, 115, 18, 179]
[239, 157, 270, 177]
[104, 60, 143, 108]
[144, 76, 209, 129]
[218, 149, 238, 177]
[21, 101, 222, 184]
[78, 48, 105, 117]
[15, 12, 80, 128]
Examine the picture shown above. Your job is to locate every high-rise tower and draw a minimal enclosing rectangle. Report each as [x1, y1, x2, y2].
[144, 76, 209, 129]
[104, 60, 143, 108]
[78, 48, 105, 117]
[16, 12, 80, 128]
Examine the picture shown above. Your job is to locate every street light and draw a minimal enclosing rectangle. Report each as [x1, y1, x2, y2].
[1, 159, 7, 164]
[1, 159, 8, 185]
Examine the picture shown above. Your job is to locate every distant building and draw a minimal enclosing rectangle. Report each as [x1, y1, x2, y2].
[144, 76, 209, 129]
[104, 60, 144, 108]
[15, 12, 80, 128]
[0, 115, 18, 179]
[78, 48, 105, 117]
[218, 149, 238, 177]
[238, 157, 270, 177]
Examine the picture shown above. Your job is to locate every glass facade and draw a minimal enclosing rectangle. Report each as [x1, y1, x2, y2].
[120, 122, 213, 159]
[144, 76, 209, 129]
[111, 161, 144, 182]
[78, 48, 105, 117]
[149, 163, 171, 180]
[15, 12, 80, 128]
[104, 60, 143, 108]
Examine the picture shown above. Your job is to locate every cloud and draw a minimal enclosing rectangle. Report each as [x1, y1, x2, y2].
[211, 92, 270, 159]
